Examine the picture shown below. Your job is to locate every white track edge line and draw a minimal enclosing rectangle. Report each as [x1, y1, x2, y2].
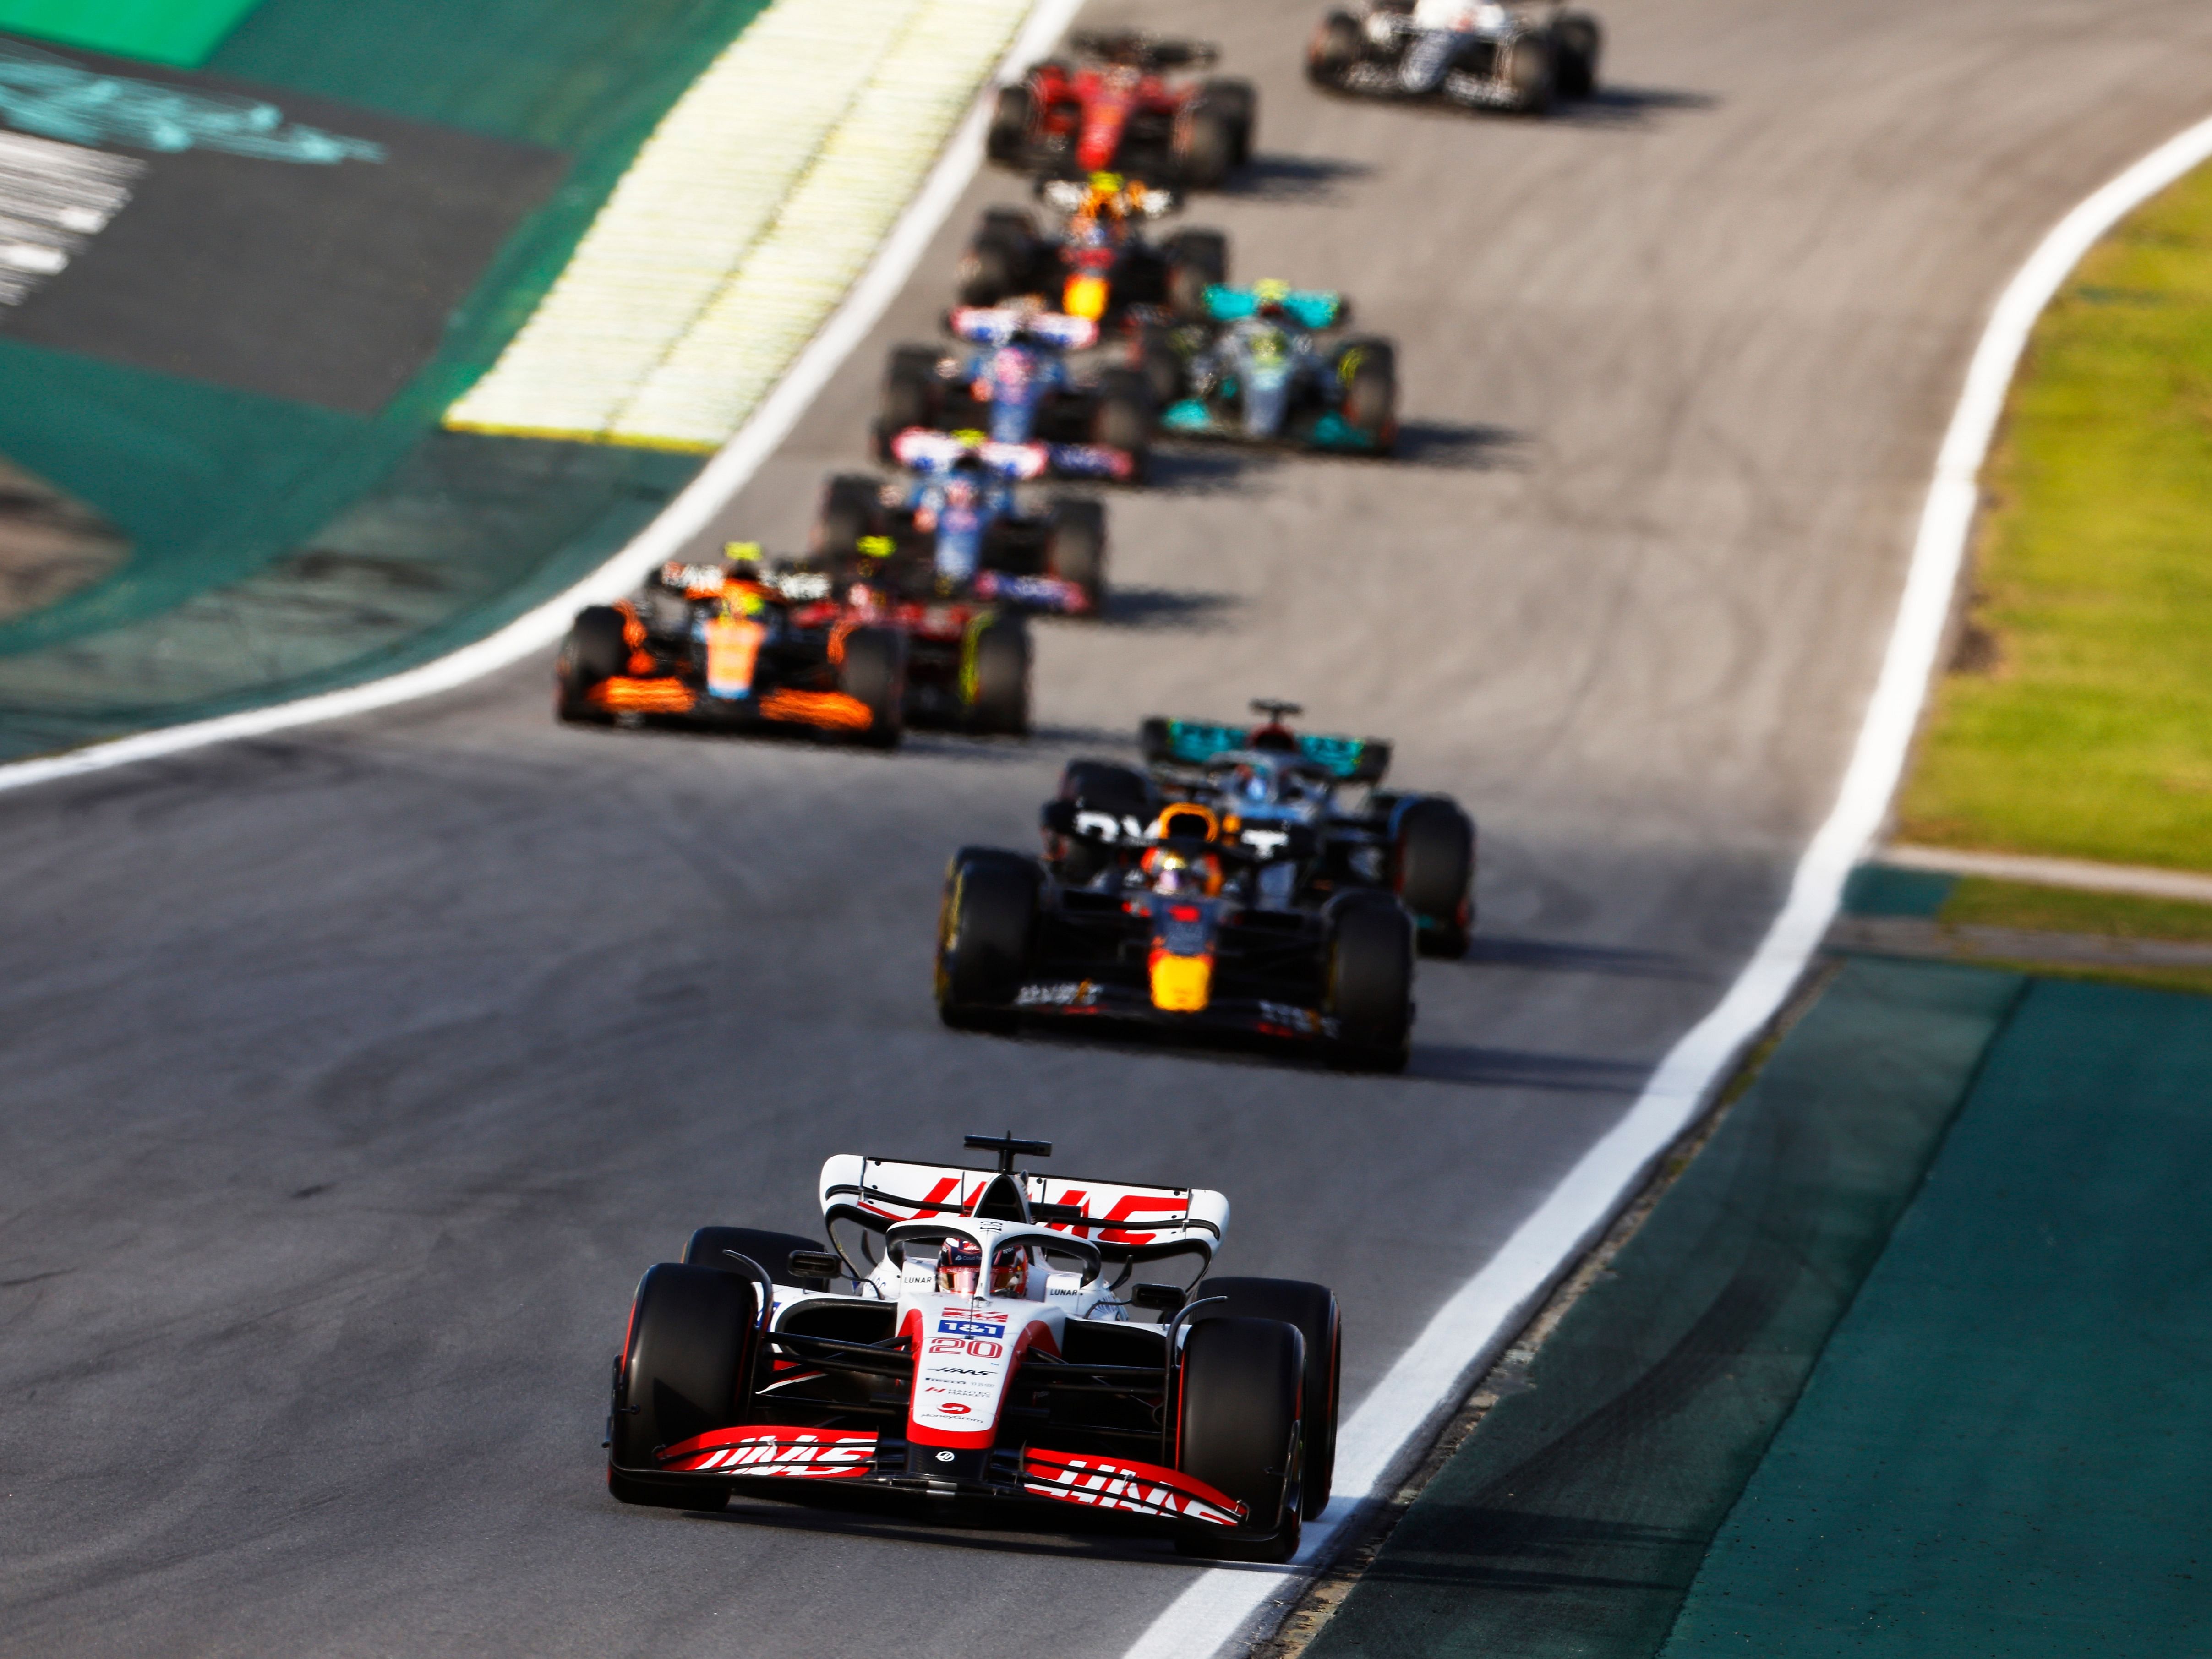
[0, 0, 1081, 798]
[1117, 106, 2212, 1659]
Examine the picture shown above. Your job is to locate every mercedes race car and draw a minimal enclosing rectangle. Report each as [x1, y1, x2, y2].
[939, 764, 1420, 1070]
[1148, 283, 1397, 455]
[1308, 0, 1601, 115]
[1128, 699, 1476, 956]
[877, 306, 1153, 482]
[606, 1134, 1339, 1563]
[555, 548, 1032, 742]
[986, 31, 1256, 191]
[957, 175, 1229, 327]
[816, 433, 1107, 617]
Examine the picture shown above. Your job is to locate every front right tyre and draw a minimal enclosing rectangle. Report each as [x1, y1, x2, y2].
[607, 1262, 757, 1510]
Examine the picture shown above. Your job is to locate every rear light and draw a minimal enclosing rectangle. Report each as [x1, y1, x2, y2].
[1169, 905, 1201, 922]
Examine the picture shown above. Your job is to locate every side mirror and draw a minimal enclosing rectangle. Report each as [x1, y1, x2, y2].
[1131, 1282, 1186, 1313]
[787, 1250, 843, 1282]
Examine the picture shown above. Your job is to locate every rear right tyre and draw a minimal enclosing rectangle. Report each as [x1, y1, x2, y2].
[965, 615, 1032, 735]
[683, 1226, 836, 1291]
[1306, 11, 1364, 85]
[881, 346, 941, 434]
[1393, 795, 1475, 958]
[1190, 1277, 1341, 1518]
[838, 625, 906, 748]
[1324, 893, 1414, 1071]
[1045, 497, 1107, 611]
[814, 474, 882, 565]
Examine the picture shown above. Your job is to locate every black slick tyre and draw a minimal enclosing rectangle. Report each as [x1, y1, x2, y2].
[985, 83, 1032, 164]
[1092, 367, 1153, 460]
[1174, 1316, 1304, 1561]
[557, 605, 628, 723]
[1045, 497, 1107, 611]
[957, 228, 1026, 306]
[607, 1263, 756, 1511]
[936, 849, 1041, 1030]
[965, 615, 1031, 734]
[881, 346, 940, 433]
[1553, 13, 1601, 98]
[1505, 30, 1553, 113]
[814, 475, 881, 565]
[1393, 796, 1475, 958]
[1325, 894, 1414, 1071]
[1337, 337, 1398, 452]
[684, 1226, 836, 1291]
[1198, 78, 1255, 166]
[1307, 11, 1363, 86]
[1192, 1277, 1342, 1518]
[838, 625, 906, 748]
[1174, 106, 1235, 189]
[1059, 758, 1153, 818]
[1163, 228, 1227, 319]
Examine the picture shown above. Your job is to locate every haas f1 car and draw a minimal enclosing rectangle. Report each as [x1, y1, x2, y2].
[606, 1135, 1340, 1563]
[1308, 0, 1601, 115]
[878, 306, 1153, 482]
[555, 549, 1032, 743]
[987, 31, 1256, 191]
[935, 707, 1463, 1069]
[957, 175, 1229, 326]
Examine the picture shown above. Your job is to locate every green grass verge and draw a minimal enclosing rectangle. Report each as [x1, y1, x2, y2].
[1938, 875, 2212, 941]
[1897, 160, 2212, 872]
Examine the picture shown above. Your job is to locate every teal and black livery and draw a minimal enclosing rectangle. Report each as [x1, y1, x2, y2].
[1200, 283, 1347, 330]
[1141, 716, 1391, 783]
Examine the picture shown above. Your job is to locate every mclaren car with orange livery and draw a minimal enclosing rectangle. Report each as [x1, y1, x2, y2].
[554, 549, 1032, 743]
[606, 1134, 1340, 1563]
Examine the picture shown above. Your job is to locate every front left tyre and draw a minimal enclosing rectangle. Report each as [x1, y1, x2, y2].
[556, 605, 628, 723]
[608, 1262, 757, 1510]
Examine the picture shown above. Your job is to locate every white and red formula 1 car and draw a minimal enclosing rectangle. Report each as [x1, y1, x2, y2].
[605, 1134, 1340, 1561]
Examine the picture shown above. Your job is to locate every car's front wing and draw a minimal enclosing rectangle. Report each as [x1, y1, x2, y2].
[644, 1425, 1245, 1528]
[1010, 976, 1336, 1043]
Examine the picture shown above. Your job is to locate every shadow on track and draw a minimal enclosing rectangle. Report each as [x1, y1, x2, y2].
[1410, 1043, 1651, 1093]
[1218, 151, 1374, 203]
[1457, 934, 1704, 981]
[1550, 85, 1721, 131]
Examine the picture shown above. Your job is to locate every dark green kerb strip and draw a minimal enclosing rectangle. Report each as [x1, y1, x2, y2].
[1660, 977, 2212, 1658]
[1305, 958, 2024, 1659]
[0, 0, 264, 66]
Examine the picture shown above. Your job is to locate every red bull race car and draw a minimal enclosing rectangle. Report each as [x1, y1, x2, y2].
[986, 31, 1256, 191]
[956, 175, 1229, 327]
[606, 1135, 1340, 1563]
[554, 548, 1032, 743]
[938, 771, 1419, 1070]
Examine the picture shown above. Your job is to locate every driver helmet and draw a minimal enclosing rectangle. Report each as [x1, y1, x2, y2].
[1229, 761, 1275, 806]
[1252, 278, 1293, 320]
[1142, 844, 1222, 897]
[936, 1236, 983, 1296]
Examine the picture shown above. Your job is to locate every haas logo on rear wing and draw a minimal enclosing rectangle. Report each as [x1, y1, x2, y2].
[819, 1155, 1228, 1253]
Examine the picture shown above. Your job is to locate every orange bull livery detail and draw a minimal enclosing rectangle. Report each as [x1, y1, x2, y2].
[608, 1136, 1333, 1563]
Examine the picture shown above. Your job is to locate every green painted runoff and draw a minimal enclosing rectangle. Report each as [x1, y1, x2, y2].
[1662, 977, 2212, 1656]
[0, 0, 263, 66]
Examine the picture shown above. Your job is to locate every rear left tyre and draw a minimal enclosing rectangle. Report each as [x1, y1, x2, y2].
[813, 474, 882, 565]
[1092, 367, 1154, 462]
[1337, 337, 1398, 453]
[1504, 29, 1554, 113]
[1174, 106, 1236, 189]
[985, 84, 1032, 164]
[1162, 228, 1228, 320]
[1553, 12, 1602, 98]
[607, 1263, 757, 1511]
[684, 1226, 836, 1291]
[1197, 77, 1256, 166]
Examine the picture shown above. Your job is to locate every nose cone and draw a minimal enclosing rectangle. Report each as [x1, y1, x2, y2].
[1149, 950, 1213, 1012]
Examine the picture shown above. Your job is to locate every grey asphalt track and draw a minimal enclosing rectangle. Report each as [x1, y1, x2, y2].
[6, 2, 2212, 1654]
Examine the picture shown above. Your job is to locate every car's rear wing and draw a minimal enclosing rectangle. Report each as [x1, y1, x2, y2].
[1200, 284, 1347, 332]
[1141, 715, 1390, 783]
[819, 1155, 1228, 1268]
[947, 306, 1098, 349]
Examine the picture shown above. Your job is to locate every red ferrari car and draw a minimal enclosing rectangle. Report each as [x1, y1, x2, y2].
[986, 30, 1256, 191]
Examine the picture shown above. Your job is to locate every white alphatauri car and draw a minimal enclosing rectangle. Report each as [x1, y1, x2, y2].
[605, 1135, 1340, 1561]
